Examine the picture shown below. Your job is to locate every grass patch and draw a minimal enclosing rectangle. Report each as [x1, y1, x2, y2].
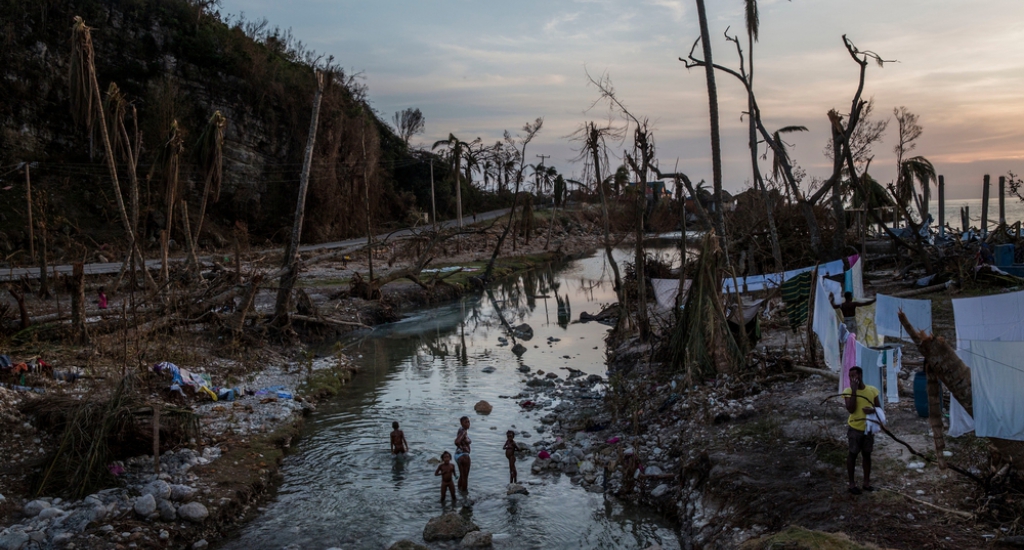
[812, 436, 848, 468]
[740, 525, 883, 550]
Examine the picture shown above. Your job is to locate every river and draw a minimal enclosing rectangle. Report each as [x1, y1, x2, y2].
[220, 248, 682, 549]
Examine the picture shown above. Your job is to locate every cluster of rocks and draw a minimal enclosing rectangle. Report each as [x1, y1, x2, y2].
[0, 448, 222, 550]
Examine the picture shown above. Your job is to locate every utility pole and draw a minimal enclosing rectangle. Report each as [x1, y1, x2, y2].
[535, 154, 550, 194]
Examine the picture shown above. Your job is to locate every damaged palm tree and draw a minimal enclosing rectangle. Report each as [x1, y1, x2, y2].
[192, 110, 227, 269]
[670, 232, 743, 382]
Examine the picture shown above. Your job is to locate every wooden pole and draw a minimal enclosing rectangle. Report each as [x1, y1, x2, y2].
[981, 174, 990, 238]
[999, 175, 1006, 227]
[71, 262, 88, 343]
[152, 405, 160, 474]
[160, 230, 169, 282]
[937, 175, 945, 237]
[25, 164, 35, 262]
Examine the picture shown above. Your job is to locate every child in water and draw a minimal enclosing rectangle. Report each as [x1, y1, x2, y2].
[503, 430, 518, 484]
[435, 451, 458, 504]
[390, 421, 408, 455]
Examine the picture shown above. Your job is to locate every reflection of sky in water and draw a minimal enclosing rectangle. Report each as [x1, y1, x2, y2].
[221, 247, 682, 549]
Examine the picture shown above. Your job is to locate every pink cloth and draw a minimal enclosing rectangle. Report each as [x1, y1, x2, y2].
[841, 332, 858, 391]
[98, 292, 108, 309]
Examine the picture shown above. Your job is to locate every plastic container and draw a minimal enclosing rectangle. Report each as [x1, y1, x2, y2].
[913, 370, 929, 417]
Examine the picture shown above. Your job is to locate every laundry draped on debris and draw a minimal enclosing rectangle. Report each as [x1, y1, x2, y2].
[949, 290, 1024, 440]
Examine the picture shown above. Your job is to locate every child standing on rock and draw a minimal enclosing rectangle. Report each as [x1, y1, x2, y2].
[503, 430, 518, 484]
[435, 451, 457, 504]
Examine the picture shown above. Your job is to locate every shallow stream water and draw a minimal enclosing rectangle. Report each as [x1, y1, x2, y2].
[221, 248, 682, 549]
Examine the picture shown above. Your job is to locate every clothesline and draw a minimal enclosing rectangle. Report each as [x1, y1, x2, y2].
[955, 347, 1024, 376]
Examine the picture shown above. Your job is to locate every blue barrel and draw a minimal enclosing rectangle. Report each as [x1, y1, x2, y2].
[913, 370, 929, 417]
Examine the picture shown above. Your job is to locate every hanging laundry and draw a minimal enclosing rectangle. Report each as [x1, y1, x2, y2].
[875, 294, 932, 341]
[968, 340, 1024, 441]
[952, 289, 1024, 346]
[781, 271, 813, 331]
[841, 332, 858, 392]
[813, 277, 842, 371]
[848, 255, 865, 299]
[855, 304, 881, 347]
[884, 348, 901, 404]
[651, 278, 692, 310]
[948, 393, 975, 438]
[857, 343, 884, 400]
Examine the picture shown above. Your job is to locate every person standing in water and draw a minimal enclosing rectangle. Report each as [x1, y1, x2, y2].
[454, 416, 472, 491]
[390, 421, 408, 455]
[503, 430, 518, 484]
[434, 451, 457, 504]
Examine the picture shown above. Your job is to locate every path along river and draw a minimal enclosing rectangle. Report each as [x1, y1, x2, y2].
[221, 247, 683, 549]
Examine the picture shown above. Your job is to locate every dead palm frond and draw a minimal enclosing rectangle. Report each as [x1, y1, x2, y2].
[192, 111, 227, 249]
[770, 126, 807, 183]
[69, 17, 96, 131]
[670, 232, 743, 382]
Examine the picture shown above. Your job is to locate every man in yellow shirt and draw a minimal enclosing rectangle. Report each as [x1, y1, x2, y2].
[842, 366, 881, 495]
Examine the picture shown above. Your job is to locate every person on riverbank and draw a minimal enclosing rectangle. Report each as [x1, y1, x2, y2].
[435, 451, 457, 504]
[97, 287, 108, 310]
[390, 421, 408, 455]
[503, 430, 518, 484]
[454, 416, 472, 491]
[843, 366, 881, 495]
[830, 291, 875, 335]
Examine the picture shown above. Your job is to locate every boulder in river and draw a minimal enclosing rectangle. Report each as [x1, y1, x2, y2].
[461, 530, 493, 548]
[474, 401, 493, 414]
[511, 343, 527, 356]
[388, 541, 428, 550]
[423, 513, 479, 541]
[507, 483, 529, 495]
[512, 324, 534, 340]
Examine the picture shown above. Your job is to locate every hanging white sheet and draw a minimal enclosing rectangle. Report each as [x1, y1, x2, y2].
[968, 340, 1024, 441]
[851, 256, 865, 299]
[948, 393, 975, 438]
[721, 259, 846, 294]
[857, 343, 884, 402]
[875, 294, 932, 341]
[952, 289, 1024, 346]
[820, 278, 844, 306]
[651, 278, 692, 310]
[813, 277, 842, 371]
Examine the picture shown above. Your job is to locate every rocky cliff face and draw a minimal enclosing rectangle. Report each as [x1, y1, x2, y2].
[0, 0, 437, 257]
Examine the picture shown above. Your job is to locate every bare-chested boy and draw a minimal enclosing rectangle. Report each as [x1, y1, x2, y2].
[502, 430, 518, 483]
[390, 421, 408, 455]
[435, 451, 458, 504]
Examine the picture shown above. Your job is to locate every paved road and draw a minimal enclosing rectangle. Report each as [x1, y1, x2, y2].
[0, 208, 513, 282]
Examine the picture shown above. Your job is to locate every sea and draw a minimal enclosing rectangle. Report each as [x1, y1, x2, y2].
[941, 197, 1024, 231]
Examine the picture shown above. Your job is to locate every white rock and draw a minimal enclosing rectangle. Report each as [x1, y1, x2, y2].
[169, 485, 196, 502]
[651, 484, 670, 498]
[159, 530, 170, 541]
[192, 539, 209, 549]
[177, 502, 209, 523]
[134, 494, 157, 517]
[36, 507, 64, 521]
[143, 480, 171, 500]
[22, 500, 50, 518]
[645, 466, 664, 476]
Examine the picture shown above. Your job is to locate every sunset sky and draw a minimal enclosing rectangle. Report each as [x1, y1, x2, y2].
[219, 0, 1024, 200]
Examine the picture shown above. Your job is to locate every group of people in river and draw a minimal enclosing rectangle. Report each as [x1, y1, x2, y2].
[390, 416, 519, 504]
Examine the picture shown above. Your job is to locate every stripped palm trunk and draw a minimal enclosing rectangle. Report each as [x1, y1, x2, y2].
[898, 311, 1024, 468]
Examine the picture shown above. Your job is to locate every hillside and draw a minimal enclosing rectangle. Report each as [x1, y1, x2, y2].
[0, 0, 491, 264]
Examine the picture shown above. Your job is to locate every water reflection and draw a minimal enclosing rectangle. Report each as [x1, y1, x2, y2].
[220, 248, 680, 549]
